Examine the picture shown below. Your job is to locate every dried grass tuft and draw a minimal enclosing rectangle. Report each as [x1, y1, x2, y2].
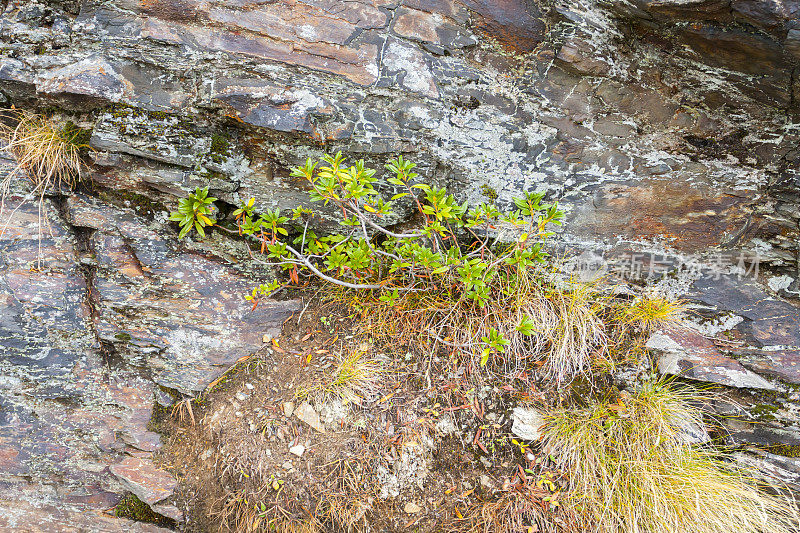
[539, 281, 607, 384]
[452, 485, 577, 533]
[297, 349, 383, 405]
[1, 110, 87, 197]
[541, 380, 800, 533]
[317, 457, 377, 531]
[1, 111, 90, 256]
[326, 272, 608, 386]
[618, 293, 685, 333]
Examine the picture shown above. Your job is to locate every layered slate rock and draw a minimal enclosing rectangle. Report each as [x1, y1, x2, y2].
[1, 0, 800, 518]
[461, 0, 546, 51]
[207, 79, 334, 135]
[0, 196, 167, 530]
[0, 497, 174, 533]
[110, 456, 182, 521]
[735, 449, 800, 491]
[0, 186, 298, 528]
[135, 0, 383, 86]
[606, 0, 800, 106]
[1, 0, 795, 286]
[632, 271, 800, 453]
[690, 275, 800, 385]
[647, 327, 775, 390]
[65, 193, 301, 394]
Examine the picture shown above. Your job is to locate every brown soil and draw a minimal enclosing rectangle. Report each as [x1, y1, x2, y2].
[159, 294, 570, 532]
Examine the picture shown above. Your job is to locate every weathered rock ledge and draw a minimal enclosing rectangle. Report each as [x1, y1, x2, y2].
[0, 157, 299, 529]
[0, 0, 797, 277]
[1, 0, 800, 529]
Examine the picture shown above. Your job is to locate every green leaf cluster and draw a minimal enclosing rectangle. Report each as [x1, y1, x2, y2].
[169, 187, 217, 239]
[173, 154, 566, 365]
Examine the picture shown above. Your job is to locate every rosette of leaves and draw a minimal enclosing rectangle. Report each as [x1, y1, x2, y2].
[169, 187, 217, 239]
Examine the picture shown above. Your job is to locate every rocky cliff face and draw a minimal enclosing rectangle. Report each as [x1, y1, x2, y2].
[1, 0, 798, 265]
[1, 0, 799, 529]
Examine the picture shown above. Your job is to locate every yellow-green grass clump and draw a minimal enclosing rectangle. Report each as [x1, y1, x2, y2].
[1, 110, 88, 196]
[619, 293, 685, 333]
[541, 380, 799, 533]
[297, 348, 383, 405]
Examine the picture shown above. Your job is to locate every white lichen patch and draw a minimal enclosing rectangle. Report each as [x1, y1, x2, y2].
[376, 435, 434, 499]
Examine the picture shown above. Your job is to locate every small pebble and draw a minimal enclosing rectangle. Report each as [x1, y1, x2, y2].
[289, 444, 305, 457]
[404, 502, 422, 514]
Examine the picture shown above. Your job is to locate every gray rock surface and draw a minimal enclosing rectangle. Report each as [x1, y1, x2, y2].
[0, 0, 797, 273]
[511, 406, 546, 441]
[734, 448, 800, 491]
[2, 0, 800, 527]
[0, 169, 298, 528]
[647, 328, 776, 390]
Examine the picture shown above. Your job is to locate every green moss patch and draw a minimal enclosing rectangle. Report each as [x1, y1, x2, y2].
[114, 494, 175, 527]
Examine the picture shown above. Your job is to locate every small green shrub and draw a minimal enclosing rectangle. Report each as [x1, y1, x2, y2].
[170, 186, 217, 239]
[171, 153, 600, 382]
[176, 153, 562, 301]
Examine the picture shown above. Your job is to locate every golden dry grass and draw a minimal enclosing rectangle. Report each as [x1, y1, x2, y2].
[541, 380, 800, 533]
[317, 457, 377, 531]
[213, 488, 321, 533]
[540, 281, 607, 384]
[1, 111, 90, 254]
[617, 293, 685, 333]
[1, 110, 87, 197]
[170, 398, 196, 426]
[452, 485, 577, 533]
[297, 348, 383, 405]
[326, 272, 609, 385]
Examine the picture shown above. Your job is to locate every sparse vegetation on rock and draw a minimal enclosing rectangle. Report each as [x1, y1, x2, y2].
[166, 155, 799, 532]
[0, 110, 88, 200]
[2, 0, 800, 530]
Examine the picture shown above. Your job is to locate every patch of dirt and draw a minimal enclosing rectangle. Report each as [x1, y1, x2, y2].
[160, 293, 570, 532]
